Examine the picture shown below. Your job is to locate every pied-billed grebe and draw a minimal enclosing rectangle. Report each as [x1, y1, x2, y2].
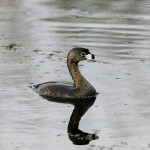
[31, 47, 97, 99]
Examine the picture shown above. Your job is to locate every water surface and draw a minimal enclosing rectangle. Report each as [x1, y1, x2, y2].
[0, 0, 150, 150]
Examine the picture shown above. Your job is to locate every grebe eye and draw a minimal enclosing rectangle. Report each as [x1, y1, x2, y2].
[81, 52, 86, 57]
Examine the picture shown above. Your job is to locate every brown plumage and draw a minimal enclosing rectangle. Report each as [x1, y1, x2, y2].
[30, 47, 97, 100]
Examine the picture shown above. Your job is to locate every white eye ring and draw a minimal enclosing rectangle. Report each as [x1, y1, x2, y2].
[81, 52, 86, 57]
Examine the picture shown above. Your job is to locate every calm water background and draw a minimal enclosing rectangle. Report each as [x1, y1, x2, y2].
[0, 0, 150, 150]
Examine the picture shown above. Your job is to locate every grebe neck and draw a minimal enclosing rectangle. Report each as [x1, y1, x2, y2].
[67, 59, 86, 87]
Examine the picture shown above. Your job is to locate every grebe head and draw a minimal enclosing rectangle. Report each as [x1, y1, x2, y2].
[68, 47, 95, 63]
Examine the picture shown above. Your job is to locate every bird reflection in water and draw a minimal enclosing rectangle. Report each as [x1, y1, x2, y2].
[68, 96, 99, 145]
[42, 95, 99, 145]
